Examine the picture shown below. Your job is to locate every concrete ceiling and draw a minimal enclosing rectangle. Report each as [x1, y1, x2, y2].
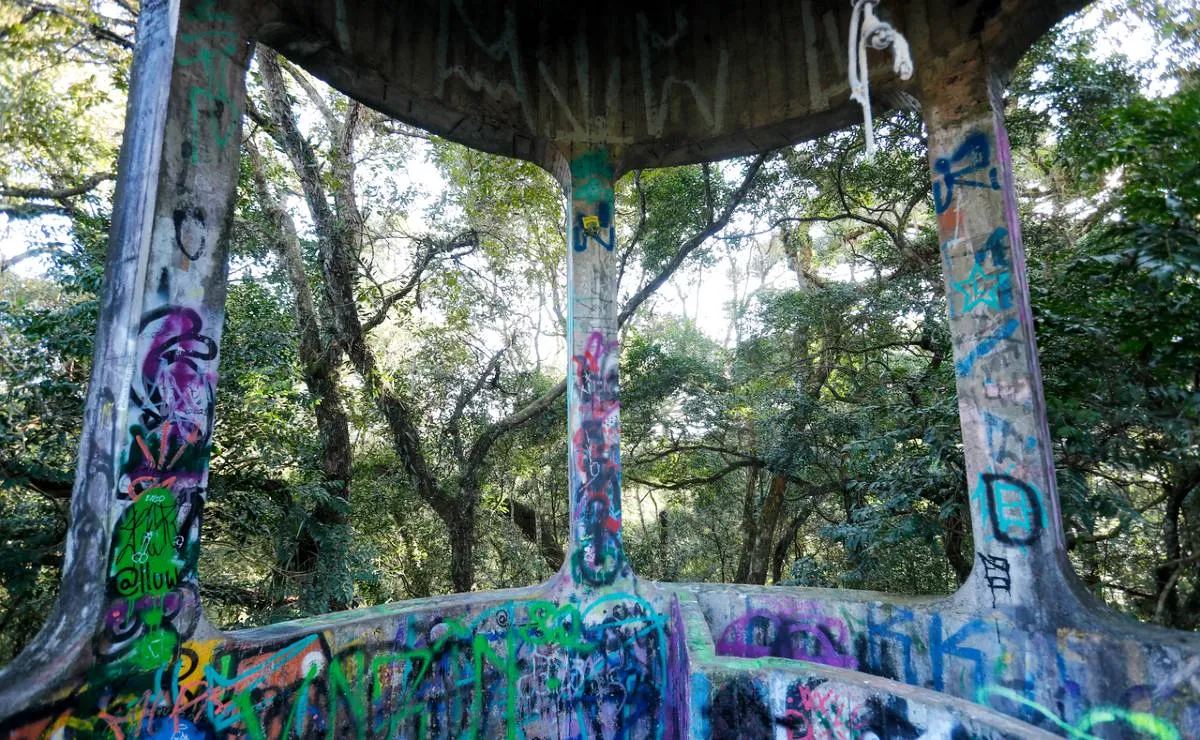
[256, 0, 1088, 172]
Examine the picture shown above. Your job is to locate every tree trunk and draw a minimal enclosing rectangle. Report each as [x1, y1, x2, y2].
[260, 49, 479, 591]
[748, 474, 788, 584]
[510, 498, 565, 569]
[447, 503, 477, 593]
[247, 140, 353, 612]
[771, 505, 815, 584]
[735, 464, 761, 583]
[941, 501, 973, 586]
[1154, 463, 1198, 626]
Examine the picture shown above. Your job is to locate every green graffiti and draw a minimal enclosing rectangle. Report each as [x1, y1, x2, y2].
[106, 486, 184, 672]
[977, 686, 1180, 740]
[177, 32, 242, 160]
[176, 2, 241, 162]
[570, 148, 614, 203]
[186, 0, 235, 23]
[110, 487, 181, 595]
[21, 595, 666, 738]
[1075, 708, 1181, 740]
[327, 652, 368, 739]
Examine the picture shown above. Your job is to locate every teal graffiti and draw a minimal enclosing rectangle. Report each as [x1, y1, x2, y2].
[948, 227, 1014, 317]
[978, 686, 1180, 740]
[570, 148, 615, 203]
[952, 261, 1005, 313]
[176, 3, 241, 162]
[971, 472, 1045, 547]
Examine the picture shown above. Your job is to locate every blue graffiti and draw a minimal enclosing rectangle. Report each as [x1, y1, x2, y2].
[204, 635, 322, 733]
[982, 410, 1016, 463]
[975, 227, 1011, 271]
[955, 318, 1020, 377]
[140, 717, 206, 739]
[930, 615, 991, 693]
[867, 606, 917, 685]
[933, 131, 1002, 214]
[573, 200, 615, 252]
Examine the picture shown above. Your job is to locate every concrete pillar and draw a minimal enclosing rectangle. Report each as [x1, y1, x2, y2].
[563, 147, 632, 589]
[921, 55, 1084, 612]
[56, 0, 252, 685]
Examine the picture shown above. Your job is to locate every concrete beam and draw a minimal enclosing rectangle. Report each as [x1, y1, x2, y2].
[0, 0, 253, 718]
[560, 147, 633, 590]
[919, 44, 1086, 614]
[249, 0, 1090, 173]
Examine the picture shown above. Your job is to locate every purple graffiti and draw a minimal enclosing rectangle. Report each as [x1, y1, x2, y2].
[716, 608, 857, 669]
[131, 306, 217, 448]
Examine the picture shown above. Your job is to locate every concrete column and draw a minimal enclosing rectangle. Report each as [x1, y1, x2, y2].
[81, 0, 251, 683]
[922, 58, 1081, 612]
[563, 147, 632, 589]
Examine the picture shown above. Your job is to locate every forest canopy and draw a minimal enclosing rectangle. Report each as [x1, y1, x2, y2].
[0, 0, 1197, 662]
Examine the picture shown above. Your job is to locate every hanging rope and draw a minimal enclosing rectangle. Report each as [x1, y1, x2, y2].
[848, 0, 914, 156]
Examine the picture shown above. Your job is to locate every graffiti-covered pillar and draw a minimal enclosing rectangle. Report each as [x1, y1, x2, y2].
[561, 147, 633, 590]
[921, 53, 1082, 613]
[6, 0, 253, 701]
[96, 0, 252, 678]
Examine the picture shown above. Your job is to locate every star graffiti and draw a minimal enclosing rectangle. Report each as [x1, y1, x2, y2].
[951, 262, 1003, 314]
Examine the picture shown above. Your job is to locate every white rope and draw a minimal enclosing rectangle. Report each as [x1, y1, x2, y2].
[848, 0, 914, 156]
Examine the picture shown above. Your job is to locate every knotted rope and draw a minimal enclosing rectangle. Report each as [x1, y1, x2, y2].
[848, 0, 914, 155]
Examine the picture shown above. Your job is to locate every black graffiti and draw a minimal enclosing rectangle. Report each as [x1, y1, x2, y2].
[856, 695, 923, 740]
[710, 677, 772, 740]
[173, 206, 207, 260]
[978, 553, 1012, 608]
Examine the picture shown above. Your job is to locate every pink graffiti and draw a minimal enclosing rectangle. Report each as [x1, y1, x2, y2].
[573, 330, 620, 533]
[571, 331, 623, 584]
[782, 683, 871, 740]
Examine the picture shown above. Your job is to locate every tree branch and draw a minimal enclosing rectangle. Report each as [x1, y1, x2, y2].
[279, 58, 336, 126]
[619, 152, 771, 326]
[626, 460, 759, 491]
[446, 342, 509, 459]
[0, 172, 114, 200]
[0, 248, 52, 273]
[360, 230, 479, 334]
[14, 2, 134, 49]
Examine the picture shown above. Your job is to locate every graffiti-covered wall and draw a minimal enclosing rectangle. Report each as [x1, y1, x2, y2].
[1, 0, 1198, 738]
[2, 588, 674, 738]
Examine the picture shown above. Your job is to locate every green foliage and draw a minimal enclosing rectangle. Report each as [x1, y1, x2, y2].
[0, 2, 129, 198]
[1015, 43, 1200, 624]
[0, 214, 104, 658]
